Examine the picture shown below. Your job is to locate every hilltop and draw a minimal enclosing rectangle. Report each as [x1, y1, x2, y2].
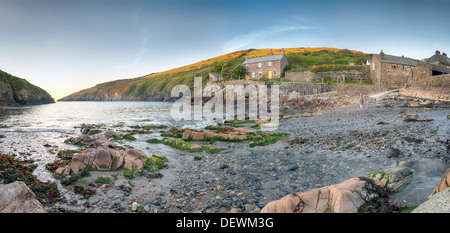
[59, 47, 372, 102]
[0, 70, 55, 107]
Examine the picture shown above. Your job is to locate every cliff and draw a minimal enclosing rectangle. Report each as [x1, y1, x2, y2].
[0, 70, 55, 107]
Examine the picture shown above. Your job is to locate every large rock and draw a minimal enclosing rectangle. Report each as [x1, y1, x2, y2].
[55, 135, 147, 175]
[261, 177, 375, 213]
[181, 128, 251, 141]
[366, 166, 413, 193]
[428, 167, 450, 198]
[0, 181, 46, 213]
[412, 187, 450, 213]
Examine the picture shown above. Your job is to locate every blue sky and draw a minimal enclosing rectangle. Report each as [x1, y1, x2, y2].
[0, 0, 449, 99]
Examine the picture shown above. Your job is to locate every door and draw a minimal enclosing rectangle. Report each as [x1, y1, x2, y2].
[268, 70, 273, 79]
[245, 74, 249, 80]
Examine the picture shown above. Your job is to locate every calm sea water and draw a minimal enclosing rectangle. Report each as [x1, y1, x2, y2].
[0, 101, 217, 131]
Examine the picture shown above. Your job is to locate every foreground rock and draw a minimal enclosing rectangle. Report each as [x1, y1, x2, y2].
[0, 181, 46, 213]
[429, 167, 450, 198]
[55, 135, 147, 175]
[261, 177, 375, 213]
[261, 165, 413, 213]
[412, 187, 450, 213]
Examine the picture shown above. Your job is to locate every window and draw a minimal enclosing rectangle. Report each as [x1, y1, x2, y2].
[245, 65, 249, 70]
[403, 65, 407, 71]
[268, 61, 272, 67]
[252, 72, 255, 78]
[273, 70, 277, 75]
[372, 63, 375, 71]
[258, 63, 262, 68]
[258, 72, 262, 77]
[392, 64, 397, 69]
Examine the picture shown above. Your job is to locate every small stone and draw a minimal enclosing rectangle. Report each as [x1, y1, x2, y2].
[131, 202, 140, 211]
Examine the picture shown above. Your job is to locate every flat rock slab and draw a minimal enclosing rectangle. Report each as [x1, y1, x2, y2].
[0, 181, 46, 213]
[412, 187, 450, 213]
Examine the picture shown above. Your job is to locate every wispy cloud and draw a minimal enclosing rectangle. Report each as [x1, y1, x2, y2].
[222, 24, 316, 53]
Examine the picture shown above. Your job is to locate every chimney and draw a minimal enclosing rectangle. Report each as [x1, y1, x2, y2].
[281, 48, 285, 55]
[269, 49, 273, 56]
[380, 50, 385, 60]
[401, 54, 404, 58]
[443, 52, 447, 57]
[435, 50, 441, 55]
[246, 55, 248, 60]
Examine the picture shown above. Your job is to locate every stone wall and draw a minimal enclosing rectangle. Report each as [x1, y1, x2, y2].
[428, 74, 450, 87]
[284, 71, 314, 82]
[412, 61, 450, 88]
[206, 80, 379, 100]
[285, 66, 370, 83]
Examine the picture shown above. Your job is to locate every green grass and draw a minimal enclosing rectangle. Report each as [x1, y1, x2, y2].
[146, 138, 204, 152]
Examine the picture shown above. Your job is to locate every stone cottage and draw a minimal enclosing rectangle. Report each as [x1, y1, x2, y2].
[209, 72, 221, 82]
[411, 51, 450, 88]
[370, 50, 418, 89]
[242, 49, 289, 80]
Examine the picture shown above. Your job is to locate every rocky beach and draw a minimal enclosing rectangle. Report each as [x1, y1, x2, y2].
[1, 89, 448, 213]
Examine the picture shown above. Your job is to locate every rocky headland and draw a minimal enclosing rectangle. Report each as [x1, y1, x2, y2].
[0, 69, 55, 107]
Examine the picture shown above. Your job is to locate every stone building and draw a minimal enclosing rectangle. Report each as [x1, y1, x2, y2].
[242, 49, 289, 80]
[411, 51, 450, 88]
[370, 50, 418, 89]
[209, 72, 221, 82]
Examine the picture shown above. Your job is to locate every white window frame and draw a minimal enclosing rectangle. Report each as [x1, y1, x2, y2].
[258, 72, 262, 77]
[258, 63, 262, 68]
[251, 72, 255, 78]
[268, 61, 272, 67]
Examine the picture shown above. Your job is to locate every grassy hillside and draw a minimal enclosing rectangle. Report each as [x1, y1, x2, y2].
[0, 70, 55, 106]
[59, 47, 372, 101]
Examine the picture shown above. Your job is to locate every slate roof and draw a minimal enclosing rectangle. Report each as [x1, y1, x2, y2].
[209, 73, 220, 78]
[425, 54, 450, 66]
[376, 54, 418, 66]
[430, 64, 450, 74]
[242, 54, 284, 65]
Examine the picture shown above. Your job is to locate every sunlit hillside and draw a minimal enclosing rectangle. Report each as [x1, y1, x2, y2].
[59, 47, 370, 101]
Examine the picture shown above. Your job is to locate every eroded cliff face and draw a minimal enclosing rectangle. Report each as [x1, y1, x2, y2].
[0, 70, 55, 107]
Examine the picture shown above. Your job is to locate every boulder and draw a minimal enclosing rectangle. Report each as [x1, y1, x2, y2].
[412, 187, 450, 213]
[261, 177, 374, 213]
[429, 167, 450, 198]
[0, 181, 46, 213]
[57, 134, 147, 175]
[367, 166, 413, 193]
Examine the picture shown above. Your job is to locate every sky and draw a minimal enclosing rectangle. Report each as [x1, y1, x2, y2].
[0, 0, 449, 100]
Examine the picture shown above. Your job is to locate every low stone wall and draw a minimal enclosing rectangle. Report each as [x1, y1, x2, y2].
[399, 87, 450, 101]
[209, 80, 338, 99]
[285, 67, 371, 83]
[428, 74, 450, 88]
[285, 71, 314, 82]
